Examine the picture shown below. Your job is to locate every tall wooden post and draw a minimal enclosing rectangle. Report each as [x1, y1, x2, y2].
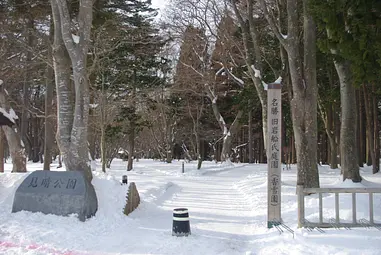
[267, 82, 282, 228]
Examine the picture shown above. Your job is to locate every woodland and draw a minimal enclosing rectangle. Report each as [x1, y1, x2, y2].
[0, 0, 380, 188]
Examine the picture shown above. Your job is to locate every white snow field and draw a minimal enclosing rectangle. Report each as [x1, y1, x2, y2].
[0, 159, 381, 255]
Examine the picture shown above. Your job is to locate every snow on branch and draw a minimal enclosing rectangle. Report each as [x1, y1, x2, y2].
[215, 67, 225, 77]
[0, 107, 18, 125]
[251, 65, 262, 79]
[215, 62, 244, 87]
[273, 76, 282, 84]
[262, 81, 268, 91]
[72, 34, 80, 44]
[224, 68, 244, 87]
[258, 0, 287, 48]
[205, 84, 217, 102]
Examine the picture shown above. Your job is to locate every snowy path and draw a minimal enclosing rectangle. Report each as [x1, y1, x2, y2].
[126, 163, 260, 254]
[121, 162, 285, 255]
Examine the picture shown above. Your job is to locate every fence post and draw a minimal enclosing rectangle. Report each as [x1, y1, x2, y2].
[297, 185, 305, 228]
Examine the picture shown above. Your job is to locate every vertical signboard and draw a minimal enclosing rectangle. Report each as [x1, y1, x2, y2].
[267, 82, 282, 228]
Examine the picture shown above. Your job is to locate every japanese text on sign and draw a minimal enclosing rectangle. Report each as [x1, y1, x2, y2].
[28, 177, 77, 189]
[270, 98, 280, 170]
[270, 174, 279, 206]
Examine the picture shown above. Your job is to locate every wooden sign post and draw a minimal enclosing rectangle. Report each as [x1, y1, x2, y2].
[267, 82, 282, 228]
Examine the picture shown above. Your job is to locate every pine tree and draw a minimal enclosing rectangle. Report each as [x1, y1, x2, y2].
[92, 0, 170, 171]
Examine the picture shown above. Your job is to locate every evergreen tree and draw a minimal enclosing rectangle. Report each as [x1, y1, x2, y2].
[92, 0, 170, 170]
[311, 0, 381, 179]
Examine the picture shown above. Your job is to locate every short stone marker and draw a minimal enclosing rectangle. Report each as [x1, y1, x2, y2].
[123, 182, 140, 215]
[12, 170, 98, 221]
[172, 208, 191, 236]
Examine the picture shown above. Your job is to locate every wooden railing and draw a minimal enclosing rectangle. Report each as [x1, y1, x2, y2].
[297, 185, 381, 228]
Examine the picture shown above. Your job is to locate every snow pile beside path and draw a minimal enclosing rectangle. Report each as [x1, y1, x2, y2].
[0, 173, 28, 210]
[91, 171, 129, 220]
[0, 170, 145, 254]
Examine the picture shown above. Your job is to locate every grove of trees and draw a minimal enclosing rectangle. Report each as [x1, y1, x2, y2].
[0, 0, 380, 188]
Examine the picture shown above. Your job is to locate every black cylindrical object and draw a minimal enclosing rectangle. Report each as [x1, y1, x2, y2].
[182, 162, 184, 173]
[122, 175, 128, 185]
[172, 208, 191, 236]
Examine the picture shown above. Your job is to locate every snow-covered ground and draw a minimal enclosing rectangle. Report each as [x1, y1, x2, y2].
[0, 159, 381, 255]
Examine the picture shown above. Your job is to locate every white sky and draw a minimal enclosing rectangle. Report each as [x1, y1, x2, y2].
[151, 0, 168, 10]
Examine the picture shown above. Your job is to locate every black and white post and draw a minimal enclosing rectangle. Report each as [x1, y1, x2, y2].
[267, 82, 282, 228]
[122, 175, 128, 185]
[172, 208, 191, 236]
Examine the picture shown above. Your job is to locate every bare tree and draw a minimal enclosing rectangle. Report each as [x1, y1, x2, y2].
[259, 0, 320, 188]
[167, 2, 247, 162]
[0, 84, 26, 172]
[50, 0, 93, 181]
[230, 0, 269, 152]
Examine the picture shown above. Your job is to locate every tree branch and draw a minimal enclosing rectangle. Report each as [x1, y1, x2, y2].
[258, 0, 287, 48]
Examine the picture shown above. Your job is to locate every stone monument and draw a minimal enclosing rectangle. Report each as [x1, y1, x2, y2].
[12, 170, 98, 221]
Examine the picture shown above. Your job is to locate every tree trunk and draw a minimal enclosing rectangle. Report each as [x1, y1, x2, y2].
[221, 111, 243, 162]
[372, 84, 380, 173]
[207, 85, 243, 162]
[259, 0, 320, 187]
[320, 100, 338, 169]
[334, 61, 361, 182]
[0, 129, 4, 173]
[100, 86, 106, 173]
[248, 102, 254, 163]
[197, 139, 202, 169]
[43, 63, 54, 170]
[260, 130, 265, 163]
[357, 89, 364, 167]
[31, 117, 40, 162]
[329, 107, 338, 169]
[21, 18, 34, 159]
[100, 126, 106, 172]
[289, 0, 319, 188]
[127, 71, 137, 171]
[0, 88, 26, 172]
[51, 0, 94, 181]
[231, 1, 268, 153]
[187, 99, 203, 168]
[3, 126, 26, 173]
[166, 144, 173, 163]
[363, 84, 375, 169]
[195, 133, 202, 169]
[88, 97, 97, 161]
[127, 122, 135, 171]
[57, 153, 62, 168]
[321, 132, 328, 164]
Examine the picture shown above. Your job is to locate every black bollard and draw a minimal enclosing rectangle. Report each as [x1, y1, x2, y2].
[122, 175, 128, 185]
[182, 162, 184, 173]
[172, 208, 191, 236]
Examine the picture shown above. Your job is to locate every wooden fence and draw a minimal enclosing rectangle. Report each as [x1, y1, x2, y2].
[297, 185, 381, 229]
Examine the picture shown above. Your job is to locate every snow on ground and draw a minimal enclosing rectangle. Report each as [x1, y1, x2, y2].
[0, 159, 381, 255]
